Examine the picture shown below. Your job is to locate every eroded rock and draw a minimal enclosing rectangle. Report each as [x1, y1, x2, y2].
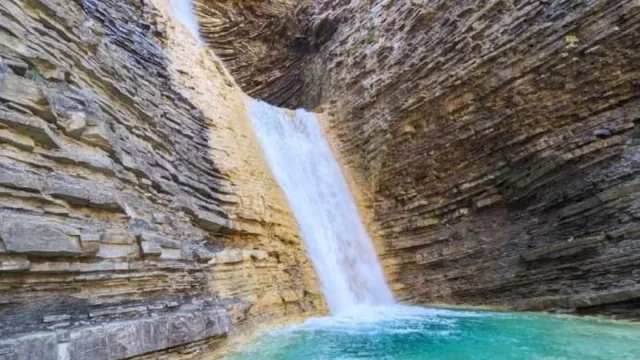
[199, 0, 640, 318]
[0, 0, 324, 356]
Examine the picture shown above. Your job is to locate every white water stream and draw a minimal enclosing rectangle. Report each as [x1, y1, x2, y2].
[247, 100, 394, 314]
[168, 2, 394, 314]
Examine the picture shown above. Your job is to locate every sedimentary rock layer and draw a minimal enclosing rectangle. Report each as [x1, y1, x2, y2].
[319, 0, 640, 318]
[195, 0, 337, 107]
[201, 0, 640, 318]
[0, 0, 322, 357]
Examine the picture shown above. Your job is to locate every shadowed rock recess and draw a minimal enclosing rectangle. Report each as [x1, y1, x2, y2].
[199, 0, 640, 318]
[1, 0, 639, 358]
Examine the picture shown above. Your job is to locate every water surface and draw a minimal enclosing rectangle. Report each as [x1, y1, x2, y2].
[224, 306, 640, 360]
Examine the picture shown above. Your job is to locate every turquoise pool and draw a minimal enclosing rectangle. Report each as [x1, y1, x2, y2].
[224, 306, 640, 360]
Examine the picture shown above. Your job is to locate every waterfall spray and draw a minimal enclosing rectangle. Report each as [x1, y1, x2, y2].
[247, 99, 394, 314]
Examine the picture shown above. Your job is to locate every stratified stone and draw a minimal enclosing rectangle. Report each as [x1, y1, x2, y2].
[0, 255, 31, 271]
[42, 314, 71, 323]
[208, 249, 244, 265]
[196, 0, 322, 106]
[47, 181, 123, 212]
[202, 0, 640, 318]
[80, 233, 101, 254]
[65, 308, 229, 359]
[0, 129, 35, 151]
[48, 92, 89, 138]
[0, 0, 323, 356]
[139, 231, 181, 249]
[140, 241, 162, 257]
[0, 217, 82, 256]
[80, 125, 111, 150]
[189, 208, 230, 233]
[100, 229, 136, 245]
[95, 244, 139, 259]
[0, 332, 57, 360]
[0, 73, 53, 120]
[0, 109, 59, 148]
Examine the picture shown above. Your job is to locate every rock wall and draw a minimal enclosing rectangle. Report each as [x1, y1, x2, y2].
[3, 1, 640, 358]
[0, 0, 323, 358]
[195, 0, 338, 107]
[201, 0, 640, 318]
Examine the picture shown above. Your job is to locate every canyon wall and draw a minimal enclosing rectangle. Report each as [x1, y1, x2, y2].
[201, 0, 640, 318]
[0, 0, 323, 358]
[1, 1, 639, 358]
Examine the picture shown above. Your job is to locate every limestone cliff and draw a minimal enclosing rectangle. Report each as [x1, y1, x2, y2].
[201, 0, 640, 318]
[2, 1, 640, 358]
[0, 0, 322, 358]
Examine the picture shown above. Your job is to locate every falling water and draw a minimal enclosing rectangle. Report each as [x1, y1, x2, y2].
[248, 99, 394, 314]
[166, 0, 393, 313]
[169, 0, 202, 44]
[164, 6, 640, 360]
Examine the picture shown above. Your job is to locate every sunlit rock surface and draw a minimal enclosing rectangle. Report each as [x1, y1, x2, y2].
[0, 0, 323, 358]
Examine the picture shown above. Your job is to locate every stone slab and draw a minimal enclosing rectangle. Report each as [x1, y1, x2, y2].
[0, 217, 82, 256]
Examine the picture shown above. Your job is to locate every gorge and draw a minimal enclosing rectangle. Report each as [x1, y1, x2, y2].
[0, 0, 639, 359]
[195, 0, 640, 316]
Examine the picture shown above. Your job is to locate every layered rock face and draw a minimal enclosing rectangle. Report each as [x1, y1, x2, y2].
[195, 0, 337, 107]
[201, 0, 640, 318]
[2, 1, 640, 359]
[195, 0, 306, 105]
[0, 0, 322, 358]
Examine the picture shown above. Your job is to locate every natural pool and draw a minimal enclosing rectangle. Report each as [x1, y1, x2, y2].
[224, 306, 640, 360]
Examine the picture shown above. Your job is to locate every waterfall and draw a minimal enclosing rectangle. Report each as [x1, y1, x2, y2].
[248, 99, 394, 314]
[169, 0, 202, 44]
[165, 0, 393, 314]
